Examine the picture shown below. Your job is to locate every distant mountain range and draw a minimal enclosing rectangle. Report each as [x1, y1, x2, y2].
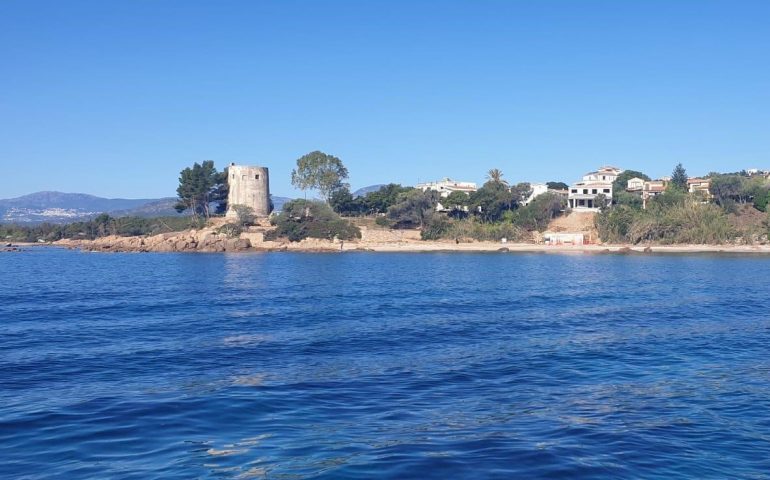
[0, 191, 293, 224]
[352, 184, 386, 197]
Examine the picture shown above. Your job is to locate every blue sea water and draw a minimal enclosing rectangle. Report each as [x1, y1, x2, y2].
[2, 248, 770, 479]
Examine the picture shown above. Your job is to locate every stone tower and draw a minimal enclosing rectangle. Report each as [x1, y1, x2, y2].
[225, 163, 271, 218]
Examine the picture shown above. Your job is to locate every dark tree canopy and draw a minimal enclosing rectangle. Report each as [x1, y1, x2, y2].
[546, 181, 569, 190]
[469, 181, 514, 223]
[671, 163, 688, 191]
[386, 189, 439, 229]
[329, 187, 364, 216]
[175, 160, 226, 219]
[291, 151, 350, 202]
[271, 199, 360, 242]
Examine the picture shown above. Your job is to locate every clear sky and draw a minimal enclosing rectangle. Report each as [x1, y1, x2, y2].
[1, 0, 768, 199]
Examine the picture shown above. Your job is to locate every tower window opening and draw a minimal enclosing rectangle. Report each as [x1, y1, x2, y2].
[255, 174, 260, 179]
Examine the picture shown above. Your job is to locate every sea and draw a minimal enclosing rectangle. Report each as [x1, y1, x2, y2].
[2, 248, 770, 479]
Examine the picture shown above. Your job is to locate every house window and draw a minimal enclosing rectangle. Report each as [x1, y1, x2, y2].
[571, 189, 577, 194]
[583, 189, 588, 194]
[231, 174, 235, 180]
[255, 174, 260, 180]
[603, 189, 610, 193]
[592, 189, 597, 194]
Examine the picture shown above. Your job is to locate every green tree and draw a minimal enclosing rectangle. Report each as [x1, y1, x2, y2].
[512, 192, 566, 231]
[671, 163, 688, 191]
[469, 181, 514, 222]
[387, 190, 439, 228]
[175, 160, 222, 219]
[291, 151, 350, 202]
[546, 181, 569, 190]
[212, 168, 230, 214]
[709, 175, 747, 206]
[486, 168, 507, 185]
[442, 191, 470, 210]
[231, 205, 256, 227]
[361, 184, 414, 214]
[510, 182, 533, 206]
[271, 199, 360, 242]
[329, 187, 365, 216]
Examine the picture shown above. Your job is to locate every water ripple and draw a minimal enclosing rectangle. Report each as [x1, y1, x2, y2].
[1, 250, 770, 478]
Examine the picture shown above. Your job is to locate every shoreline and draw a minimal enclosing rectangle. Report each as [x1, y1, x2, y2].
[40, 235, 770, 255]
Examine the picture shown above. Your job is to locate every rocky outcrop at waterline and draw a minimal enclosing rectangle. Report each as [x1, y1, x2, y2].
[58, 228, 269, 253]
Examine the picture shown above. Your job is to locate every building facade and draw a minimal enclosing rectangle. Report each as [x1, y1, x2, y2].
[687, 178, 712, 201]
[226, 163, 271, 218]
[568, 166, 623, 211]
[416, 178, 477, 197]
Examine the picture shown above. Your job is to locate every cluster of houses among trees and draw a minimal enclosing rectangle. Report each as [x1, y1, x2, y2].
[415, 164, 770, 214]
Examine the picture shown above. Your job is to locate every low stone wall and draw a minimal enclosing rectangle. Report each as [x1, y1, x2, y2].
[359, 227, 421, 243]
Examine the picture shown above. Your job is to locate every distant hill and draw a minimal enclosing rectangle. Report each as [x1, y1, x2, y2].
[352, 184, 386, 197]
[271, 196, 292, 212]
[0, 191, 295, 224]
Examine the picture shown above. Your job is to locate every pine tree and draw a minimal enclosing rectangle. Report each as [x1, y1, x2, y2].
[671, 163, 688, 191]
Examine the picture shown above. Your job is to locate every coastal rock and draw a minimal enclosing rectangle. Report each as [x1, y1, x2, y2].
[225, 238, 251, 251]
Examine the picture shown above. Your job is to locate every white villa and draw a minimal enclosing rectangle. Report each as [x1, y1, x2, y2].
[523, 183, 569, 205]
[626, 177, 645, 192]
[567, 166, 623, 210]
[416, 178, 477, 197]
[523, 183, 549, 205]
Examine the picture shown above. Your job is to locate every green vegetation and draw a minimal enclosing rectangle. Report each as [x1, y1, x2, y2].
[671, 163, 688, 191]
[612, 170, 650, 207]
[330, 183, 414, 216]
[230, 205, 256, 227]
[546, 181, 569, 190]
[597, 167, 770, 245]
[1, 215, 204, 243]
[467, 180, 517, 222]
[175, 160, 228, 219]
[421, 217, 526, 242]
[709, 174, 770, 211]
[597, 198, 734, 244]
[269, 199, 360, 242]
[386, 190, 439, 229]
[486, 168, 506, 185]
[291, 151, 349, 202]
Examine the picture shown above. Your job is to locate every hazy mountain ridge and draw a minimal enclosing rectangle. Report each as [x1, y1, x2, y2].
[0, 191, 295, 224]
[352, 185, 387, 197]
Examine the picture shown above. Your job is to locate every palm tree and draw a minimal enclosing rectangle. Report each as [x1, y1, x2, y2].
[486, 168, 507, 185]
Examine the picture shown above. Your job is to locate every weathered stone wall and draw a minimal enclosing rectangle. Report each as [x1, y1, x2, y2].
[359, 227, 421, 243]
[226, 164, 271, 217]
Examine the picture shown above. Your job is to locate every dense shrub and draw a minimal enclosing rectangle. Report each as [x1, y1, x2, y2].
[512, 193, 566, 232]
[216, 223, 243, 237]
[271, 199, 361, 242]
[421, 216, 527, 242]
[0, 215, 204, 242]
[597, 199, 735, 244]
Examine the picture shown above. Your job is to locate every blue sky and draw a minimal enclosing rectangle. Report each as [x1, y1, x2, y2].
[1, 0, 768, 199]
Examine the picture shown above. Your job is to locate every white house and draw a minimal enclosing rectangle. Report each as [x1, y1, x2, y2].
[523, 183, 549, 205]
[416, 178, 477, 198]
[626, 177, 645, 192]
[642, 180, 667, 209]
[567, 166, 623, 211]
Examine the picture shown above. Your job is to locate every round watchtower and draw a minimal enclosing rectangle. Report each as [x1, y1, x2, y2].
[225, 164, 271, 218]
